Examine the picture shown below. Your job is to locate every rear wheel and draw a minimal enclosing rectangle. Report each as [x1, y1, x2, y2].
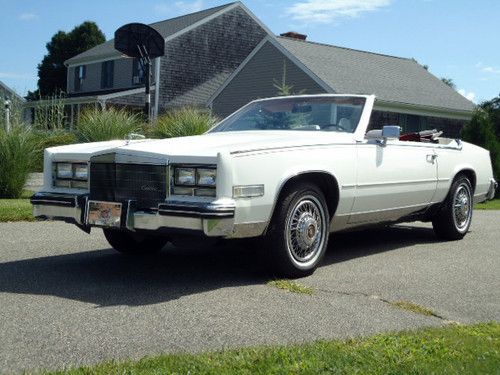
[266, 182, 330, 278]
[432, 175, 473, 240]
[103, 229, 168, 255]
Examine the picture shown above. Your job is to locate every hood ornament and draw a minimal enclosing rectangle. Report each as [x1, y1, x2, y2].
[125, 133, 146, 145]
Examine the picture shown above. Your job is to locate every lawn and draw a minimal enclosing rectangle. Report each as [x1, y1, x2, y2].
[475, 198, 500, 210]
[0, 198, 34, 222]
[45, 323, 500, 375]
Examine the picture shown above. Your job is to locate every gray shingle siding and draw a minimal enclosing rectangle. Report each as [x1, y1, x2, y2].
[212, 41, 327, 118]
[65, 3, 235, 65]
[107, 91, 150, 107]
[158, 7, 267, 113]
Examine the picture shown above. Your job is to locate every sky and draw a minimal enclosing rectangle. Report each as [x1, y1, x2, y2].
[0, 0, 499, 103]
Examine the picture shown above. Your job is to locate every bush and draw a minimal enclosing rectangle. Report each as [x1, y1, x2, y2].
[462, 108, 500, 184]
[152, 107, 218, 139]
[29, 130, 77, 172]
[76, 108, 143, 142]
[0, 129, 38, 198]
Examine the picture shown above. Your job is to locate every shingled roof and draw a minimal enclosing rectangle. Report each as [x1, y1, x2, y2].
[0, 80, 24, 102]
[65, 2, 236, 65]
[276, 36, 475, 113]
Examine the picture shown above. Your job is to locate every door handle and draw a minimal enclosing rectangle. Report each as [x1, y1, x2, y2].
[426, 154, 438, 163]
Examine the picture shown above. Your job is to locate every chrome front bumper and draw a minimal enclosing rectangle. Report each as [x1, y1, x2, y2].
[31, 192, 238, 237]
[486, 178, 498, 200]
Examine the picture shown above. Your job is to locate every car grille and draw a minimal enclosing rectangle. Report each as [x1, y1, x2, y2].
[89, 163, 167, 209]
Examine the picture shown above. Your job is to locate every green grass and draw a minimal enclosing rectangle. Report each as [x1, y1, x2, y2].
[0, 198, 34, 222]
[476, 198, 500, 210]
[267, 279, 315, 295]
[388, 300, 441, 318]
[41, 322, 500, 375]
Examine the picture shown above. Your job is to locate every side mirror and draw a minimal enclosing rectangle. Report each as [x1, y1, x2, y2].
[378, 125, 400, 146]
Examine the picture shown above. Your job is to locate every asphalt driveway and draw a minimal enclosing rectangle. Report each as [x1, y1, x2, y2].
[0, 211, 499, 373]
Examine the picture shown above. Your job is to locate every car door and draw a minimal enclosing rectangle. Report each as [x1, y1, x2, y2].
[348, 139, 438, 224]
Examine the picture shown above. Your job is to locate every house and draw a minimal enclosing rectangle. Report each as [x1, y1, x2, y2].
[60, 2, 271, 124]
[0, 80, 25, 103]
[208, 34, 475, 137]
[1, 80, 31, 124]
[58, 1, 473, 136]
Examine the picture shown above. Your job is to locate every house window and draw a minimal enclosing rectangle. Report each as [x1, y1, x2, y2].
[101, 60, 114, 89]
[132, 58, 145, 85]
[74, 65, 86, 91]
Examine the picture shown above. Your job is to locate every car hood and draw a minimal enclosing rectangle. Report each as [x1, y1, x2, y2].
[48, 131, 354, 163]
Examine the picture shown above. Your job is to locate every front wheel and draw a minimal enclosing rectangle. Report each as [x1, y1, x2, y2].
[432, 175, 473, 240]
[266, 182, 330, 278]
[103, 229, 168, 255]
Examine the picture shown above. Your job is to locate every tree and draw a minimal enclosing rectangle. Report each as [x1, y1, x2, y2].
[441, 77, 456, 89]
[27, 21, 105, 99]
[273, 60, 306, 96]
[479, 94, 500, 139]
[462, 94, 500, 186]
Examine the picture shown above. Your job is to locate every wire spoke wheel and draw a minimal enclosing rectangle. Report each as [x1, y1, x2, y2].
[286, 195, 326, 265]
[432, 175, 473, 241]
[452, 183, 472, 231]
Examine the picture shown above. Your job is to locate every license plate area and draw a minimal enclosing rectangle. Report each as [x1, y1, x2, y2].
[87, 201, 122, 228]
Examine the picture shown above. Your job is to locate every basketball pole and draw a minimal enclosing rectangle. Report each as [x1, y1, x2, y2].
[114, 23, 164, 123]
[145, 59, 151, 121]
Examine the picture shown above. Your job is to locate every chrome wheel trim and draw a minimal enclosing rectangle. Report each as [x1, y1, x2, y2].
[452, 183, 472, 232]
[285, 195, 327, 267]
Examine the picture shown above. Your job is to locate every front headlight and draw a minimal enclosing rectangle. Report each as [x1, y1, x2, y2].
[73, 164, 88, 180]
[53, 162, 88, 190]
[56, 163, 73, 179]
[175, 167, 196, 186]
[197, 168, 216, 187]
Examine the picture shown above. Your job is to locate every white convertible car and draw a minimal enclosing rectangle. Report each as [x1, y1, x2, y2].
[32, 94, 497, 277]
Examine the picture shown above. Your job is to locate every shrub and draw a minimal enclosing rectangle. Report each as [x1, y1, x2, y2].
[32, 91, 67, 130]
[462, 108, 500, 185]
[0, 129, 38, 198]
[76, 107, 143, 142]
[29, 130, 77, 172]
[152, 107, 218, 139]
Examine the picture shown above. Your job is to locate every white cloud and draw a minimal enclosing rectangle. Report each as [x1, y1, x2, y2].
[19, 12, 38, 21]
[482, 66, 500, 74]
[458, 89, 476, 103]
[285, 0, 392, 24]
[154, 0, 204, 14]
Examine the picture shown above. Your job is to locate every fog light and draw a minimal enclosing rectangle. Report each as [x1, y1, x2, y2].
[194, 188, 216, 197]
[172, 187, 194, 196]
[54, 180, 71, 188]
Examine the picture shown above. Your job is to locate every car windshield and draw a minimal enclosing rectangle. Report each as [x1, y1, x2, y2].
[210, 96, 366, 133]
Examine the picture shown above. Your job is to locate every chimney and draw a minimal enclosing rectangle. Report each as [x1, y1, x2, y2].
[279, 31, 307, 41]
